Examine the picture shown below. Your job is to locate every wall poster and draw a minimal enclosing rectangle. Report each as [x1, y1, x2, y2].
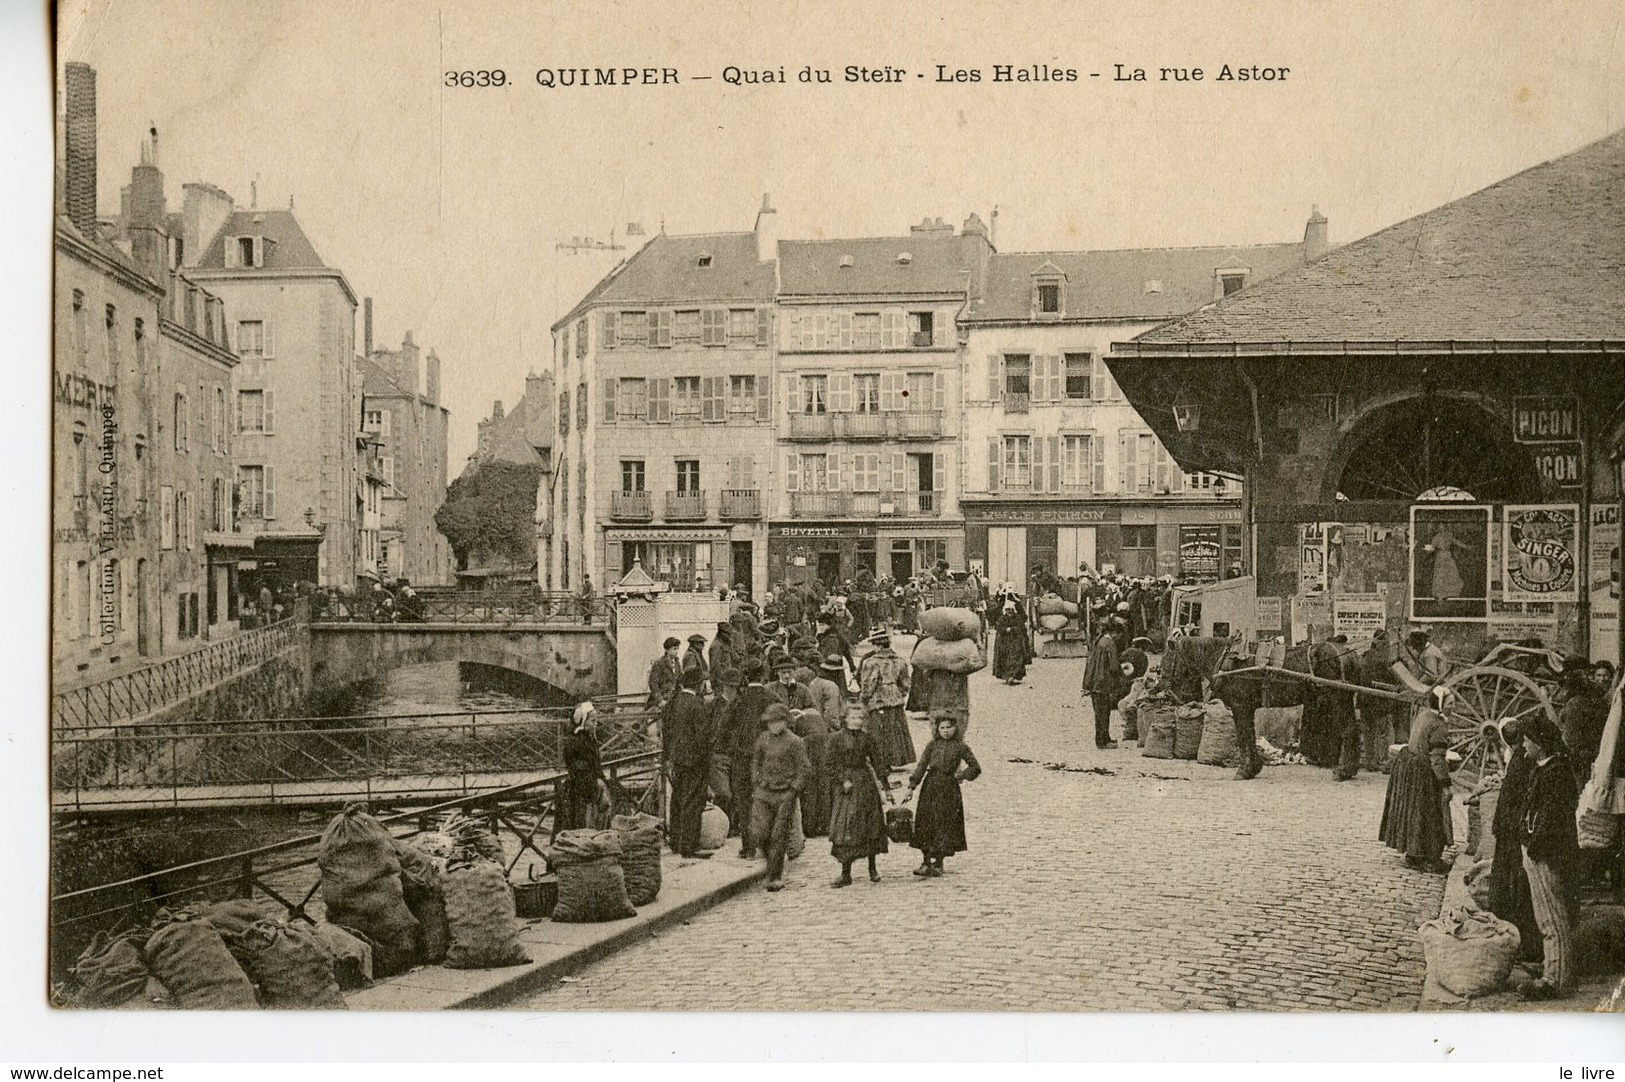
[1298, 522, 1328, 595]
[1409, 505, 1490, 622]
[1503, 505, 1580, 602]
[1178, 524, 1222, 584]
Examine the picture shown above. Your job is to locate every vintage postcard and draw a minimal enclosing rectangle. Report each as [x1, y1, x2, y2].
[45, 0, 1625, 1028]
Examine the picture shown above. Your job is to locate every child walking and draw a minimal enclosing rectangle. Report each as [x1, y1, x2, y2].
[825, 704, 891, 887]
[904, 711, 982, 877]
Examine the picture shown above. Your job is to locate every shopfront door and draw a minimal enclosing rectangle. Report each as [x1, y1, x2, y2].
[890, 540, 913, 582]
[817, 549, 842, 586]
[987, 526, 1027, 589]
[1057, 526, 1097, 577]
[730, 541, 753, 594]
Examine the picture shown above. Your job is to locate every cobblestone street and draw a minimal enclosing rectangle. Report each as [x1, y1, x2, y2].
[518, 641, 1446, 1012]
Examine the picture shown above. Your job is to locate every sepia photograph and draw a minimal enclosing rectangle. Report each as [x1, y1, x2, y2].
[33, 0, 1625, 1050]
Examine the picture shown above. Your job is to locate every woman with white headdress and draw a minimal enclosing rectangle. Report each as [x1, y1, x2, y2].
[1378, 686, 1456, 873]
[557, 701, 607, 833]
[991, 593, 1031, 685]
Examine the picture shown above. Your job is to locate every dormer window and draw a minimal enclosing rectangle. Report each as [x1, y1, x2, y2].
[696, 253, 713, 268]
[1144, 279, 1164, 294]
[1037, 283, 1061, 314]
[227, 235, 266, 269]
[1215, 265, 1250, 298]
[1030, 261, 1067, 317]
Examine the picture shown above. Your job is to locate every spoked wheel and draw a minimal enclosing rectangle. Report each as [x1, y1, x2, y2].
[1441, 665, 1556, 787]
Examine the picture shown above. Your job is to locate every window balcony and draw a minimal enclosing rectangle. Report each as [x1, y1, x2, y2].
[790, 490, 853, 517]
[838, 412, 887, 440]
[665, 490, 708, 521]
[850, 492, 883, 517]
[789, 412, 834, 440]
[901, 491, 943, 517]
[892, 410, 943, 439]
[910, 331, 934, 348]
[720, 489, 762, 519]
[1003, 391, 1030, 414]
[610, 490, 653, 521]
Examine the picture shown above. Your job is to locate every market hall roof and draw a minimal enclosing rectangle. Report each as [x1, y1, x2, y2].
[1122, 128, 1625, 349]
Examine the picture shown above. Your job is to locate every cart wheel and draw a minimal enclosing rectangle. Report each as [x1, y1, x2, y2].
[1441, 664, 1556, 787]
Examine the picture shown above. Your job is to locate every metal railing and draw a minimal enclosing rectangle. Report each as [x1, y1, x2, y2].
[316, 590, 613, 626]
[719, 489, 762, 519]
[838, 412, 888, 439]
[609, 490, 653, 521]
[789, 413, 835, 439]
[790, 490, 853, 517]
[664, 490, 707, 520]
[893, 410, 944, 439]
[53, 603, 309, 731]
[901, 491, 943, 516]
[49, 746, 662, 984]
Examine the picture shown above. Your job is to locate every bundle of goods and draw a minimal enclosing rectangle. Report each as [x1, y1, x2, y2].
[1419, 905, 1521, 999]
[444, 815, 507, 863]
[316, 803, 419, 976]
[228, 918, 346, 1009]
[442, 843, 532, 969]
[144, 907, 260, 1009]
[545, 829, 637, 924]
[1172, 703, 1206, 760]
[1253, 705, 1303, 750]
[1462, 858, 1495, 910]
[312, 923, 374, 989]
[917, 607, 979, 642]
[1573, 908, 1625, 977]
[1139, 698, 1178, 759]
[394, 838, 451, 965]
[911, 636, 986, 675]
[1119, 677, 1149, 742]
[67, 928, 150, 1008]
[1256, 737, 1309, 766]
[699, 803, 730, 851]
[611, 812, 665, 906]
[1195, 699, 1238, 766]
[1035, 594, 1079, 618]
[885, 805, 914, 845]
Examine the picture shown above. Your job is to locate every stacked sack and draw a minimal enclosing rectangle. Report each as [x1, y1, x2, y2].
[699, 803, 730, 852]
[611, 812, 665, 907]
[1035, 594, 1079, 632]
[441, 820, 530, 969]
[393, 838, 451, 966]
[1195, 699, 1238, 766]
[1173, 703, 1206, 760]
[143, 907, 260, 1009]
[202, 898, 373, 993]
[1419, 905, 1521, 999]
[546, 828, 638, 923]
[912, 608, 986, 675]
[317, 803, 419, 976]
[226, 918, 346, 1009]
[1139, 697, 1178, 759]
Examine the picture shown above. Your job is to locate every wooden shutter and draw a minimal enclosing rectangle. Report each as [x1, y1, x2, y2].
[880, 372, 901, 412]
[787, 312, 801, 350]
[262, 321, 274, 359]
[1046, 436, 1062, 492]
[702, 307, 725, 346]
[652, 311, 672, 347]
[1047, 355, 1065, 401]
[234, 390, 243, 433]
[987, 437, 1001, 491]
[602, 311, 618, 349]
[933, 452, 946, 496]
[264, 390, 275, 434]
[883, 311, 905, 349]
[1030, 356, 1047, 403]
[828, 451, 842, 491]
[831, 372, 852, 413]
[650, 377, 671, 422]
[838, 312, 854, 350]
[264, 466, 276, 518]
[756, 308, 771, 347]
[1032, 437, 1048, 492]
[1093, 434, 1107, 492]
[933, 371, 947, 411]
[702, 376, 724, 421]
[785, 454, 800, 492]
[935, 307, 952, 347]
[987, 355, 1002, 402]
[1092, 355, 1107, 401]
[783, 374, 798, 415]
[755, 376, 771, 421]
[602, 378, 618, 422]
[891, 450, 907, 495]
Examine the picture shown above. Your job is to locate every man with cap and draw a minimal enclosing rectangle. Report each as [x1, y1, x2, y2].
[681, 633, 710, 684]
[809, 654, 848, 732]
[768, 655, 816, 711]
[1082, 617, 1128, 749]
[752, 702, 811, 890]
[709, 621, 737, 680]
[1398, 628, 1447, 686]
[647, 637, 683, 711]
[815, 611, 853, 672]
[663, 667, 715, 858]
[1514, 716, 1581, 1000]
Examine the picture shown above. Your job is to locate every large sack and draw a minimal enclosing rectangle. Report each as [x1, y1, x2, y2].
[546, 828, 624, 866]
[1039, 613, 1071, 632]
[911, 636, 986, 675]
[317, 804, 418, 967]
[611, 812, 664, 907]
[442, 855, 531, 969]
[69, 929, 149, 1007]
[1419, 906, 1520, 998]
[699, 803, 729, 851]
[145, 909, 259, 1009]
[394, 839, 450, 965]
[1254, 705, 1303, 749]
[1196, 700, 1237, 766]
[312, 923, 372, 989]
[1035, 595, 1079, 618]
[232, 919, 346, 1009]
[1463, 858, 1495, 910]
[1173, 703, 1206, 760]
[1140, 700, 1177, 760]
[918, 607, 979, 642]
[550, 856, 637, 923]
[200, 899, 275, 939]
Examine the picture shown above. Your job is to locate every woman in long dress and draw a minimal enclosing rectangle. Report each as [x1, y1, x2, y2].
[905, 713, 982, 877]
[1428, 527, 1465, 599]
[825, 707, 890, 886]
[1378, 687, 1454, 872]
[991, 597, 1031, 684]
[557, 701, 606, 834]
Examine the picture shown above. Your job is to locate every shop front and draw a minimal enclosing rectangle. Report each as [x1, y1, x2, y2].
[603, 525, 765, 595]
[767, 523, 876, 588]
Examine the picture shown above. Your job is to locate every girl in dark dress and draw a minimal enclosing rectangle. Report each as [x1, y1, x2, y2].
[1379, 687, 1454, 872]
[991, 598, 1031, 684]
[825, 705, 891, 886]
[905, 712, 982, 877]
[556, 701, 606, 834]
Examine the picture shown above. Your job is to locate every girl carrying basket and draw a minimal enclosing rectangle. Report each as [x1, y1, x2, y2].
[904, 710, 982, 877]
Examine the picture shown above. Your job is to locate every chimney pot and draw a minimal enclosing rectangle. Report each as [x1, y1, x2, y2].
[1304, 206, 1330, 261]
[64, 63, 99, 238]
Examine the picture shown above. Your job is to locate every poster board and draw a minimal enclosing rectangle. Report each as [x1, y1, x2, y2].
[1502, 504, 1580, 602]
[1409, 504, 1490, 622]
[1333, 589, 1388, 638]
[1178, 524, 1222, 584]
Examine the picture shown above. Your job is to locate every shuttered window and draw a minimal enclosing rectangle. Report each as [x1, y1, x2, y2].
[672, 376, 700, 420]
[1002, 435, 1032, 487]
[701, 307, 726, 346]
[649, 377, 671, 423]
[700, 375, 726, 422]
[617, 378, 648, 420]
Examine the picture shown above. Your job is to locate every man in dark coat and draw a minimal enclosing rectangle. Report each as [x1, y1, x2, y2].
[647, 637, 683, 711]
[708, 621, 737, 680]
[768, 655, 816, 710]
[728, 658, 778, 854]
[1516, 717, 1582, 1000]
[1082, 621, 1127, 749]
[663, 667, 714, 857]
[815, 614, 853, 671]
[681, 633, 710, 684]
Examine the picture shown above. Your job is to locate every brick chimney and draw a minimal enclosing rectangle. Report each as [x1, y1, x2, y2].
[754, 193, 777, 264]
[63, 63, 98, 238]
[180, 183, 234, 268]
[363, 297, 374, 357]
[397, 331, 421, 396]
[425, 348, 441, 405]
[127, 130, 168, 280]
[1304, 205, 1329, 261]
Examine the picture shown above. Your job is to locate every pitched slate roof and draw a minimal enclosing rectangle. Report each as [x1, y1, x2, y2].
[968, 242, 1308, 323]
[358, 356, 406, 397]
[1134, 129, 1625, 345]
[557, 232, 774, 327]
[194, 209, 329, 270]
[777, 234, 981, 297]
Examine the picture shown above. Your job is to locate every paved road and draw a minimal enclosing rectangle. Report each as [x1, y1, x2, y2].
[517, 641, 1446, 1012]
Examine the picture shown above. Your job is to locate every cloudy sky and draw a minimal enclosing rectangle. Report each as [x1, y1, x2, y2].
[58, 0, 1625, 466]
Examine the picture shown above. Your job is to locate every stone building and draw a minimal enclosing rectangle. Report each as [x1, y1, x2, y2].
[1110, 131, 1625, 663]
[961, 212, 1327, 587]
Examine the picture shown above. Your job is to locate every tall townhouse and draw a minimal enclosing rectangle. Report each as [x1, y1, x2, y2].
[545, 205, 778, 598]
[960, 211, 1329, 587]
[770, 216, 990, 586]
[359, 311, 454, 586]
[184, 190, 362, 589]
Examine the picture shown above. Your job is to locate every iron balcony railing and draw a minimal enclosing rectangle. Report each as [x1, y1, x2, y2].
[788, 412, 835, 440]
[719, 489, 762, 519]
[790, 489, 853, 517]
[838, 412, 887, 440]
[52, 600, 309, 731]
[902, 491, 943, 516]
[893, 409, 944, 439]
[609, 490, 653, 521]
[317, 590, 613, 627]
[664, 490, 707, 521]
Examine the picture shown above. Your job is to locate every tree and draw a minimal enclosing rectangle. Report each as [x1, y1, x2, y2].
[434, 461, 543, 571]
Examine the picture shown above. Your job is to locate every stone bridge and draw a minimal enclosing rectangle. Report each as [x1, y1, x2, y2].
[307, 622, 616, 706]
